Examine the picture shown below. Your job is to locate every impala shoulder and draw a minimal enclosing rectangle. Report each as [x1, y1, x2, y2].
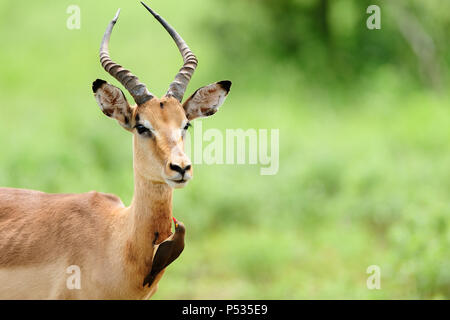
[86, 191, 124, 207]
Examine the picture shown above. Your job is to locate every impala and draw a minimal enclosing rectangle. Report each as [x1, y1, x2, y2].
[0, 3, 231, 299]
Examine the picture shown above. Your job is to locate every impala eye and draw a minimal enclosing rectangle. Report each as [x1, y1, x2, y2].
[135, 124, 152, 136]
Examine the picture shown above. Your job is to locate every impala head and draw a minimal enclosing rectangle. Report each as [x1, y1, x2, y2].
[92, 3, 231, 189]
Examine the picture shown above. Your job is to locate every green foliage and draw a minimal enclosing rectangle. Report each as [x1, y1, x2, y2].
[209, 0, 450, 90]
[0, 0, 448, 299]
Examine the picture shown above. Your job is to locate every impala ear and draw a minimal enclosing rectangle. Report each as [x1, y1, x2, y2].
[182, 81, 231, 120]
[92, 79, 134, 130]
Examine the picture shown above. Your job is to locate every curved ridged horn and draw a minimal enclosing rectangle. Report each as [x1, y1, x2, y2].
[141, 2, 198, 102]
[100, 9, 153, 105]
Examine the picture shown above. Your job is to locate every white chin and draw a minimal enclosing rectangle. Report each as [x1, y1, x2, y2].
[165, 179, 189, 189]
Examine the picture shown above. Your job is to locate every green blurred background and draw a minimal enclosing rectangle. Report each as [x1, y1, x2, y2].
[0, 0, 449, 299]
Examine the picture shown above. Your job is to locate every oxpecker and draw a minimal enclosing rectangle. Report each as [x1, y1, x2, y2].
[143, 217, 186, 287]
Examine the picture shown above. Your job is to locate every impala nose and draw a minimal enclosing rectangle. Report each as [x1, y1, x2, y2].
[169, 163, 191, 176]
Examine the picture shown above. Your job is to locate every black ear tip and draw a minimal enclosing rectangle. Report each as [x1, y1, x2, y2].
[92, 79, 107, 93]
[217, 80, 232, 93]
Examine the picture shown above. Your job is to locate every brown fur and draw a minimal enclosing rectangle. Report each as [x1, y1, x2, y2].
[0, 189, 118, 268]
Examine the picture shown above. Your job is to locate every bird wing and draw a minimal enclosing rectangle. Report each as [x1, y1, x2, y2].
[143, 240, 173, 287]
[163, 241, 185, 271]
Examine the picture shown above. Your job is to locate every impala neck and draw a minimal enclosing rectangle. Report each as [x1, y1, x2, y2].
[129, 170, 173, 250]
